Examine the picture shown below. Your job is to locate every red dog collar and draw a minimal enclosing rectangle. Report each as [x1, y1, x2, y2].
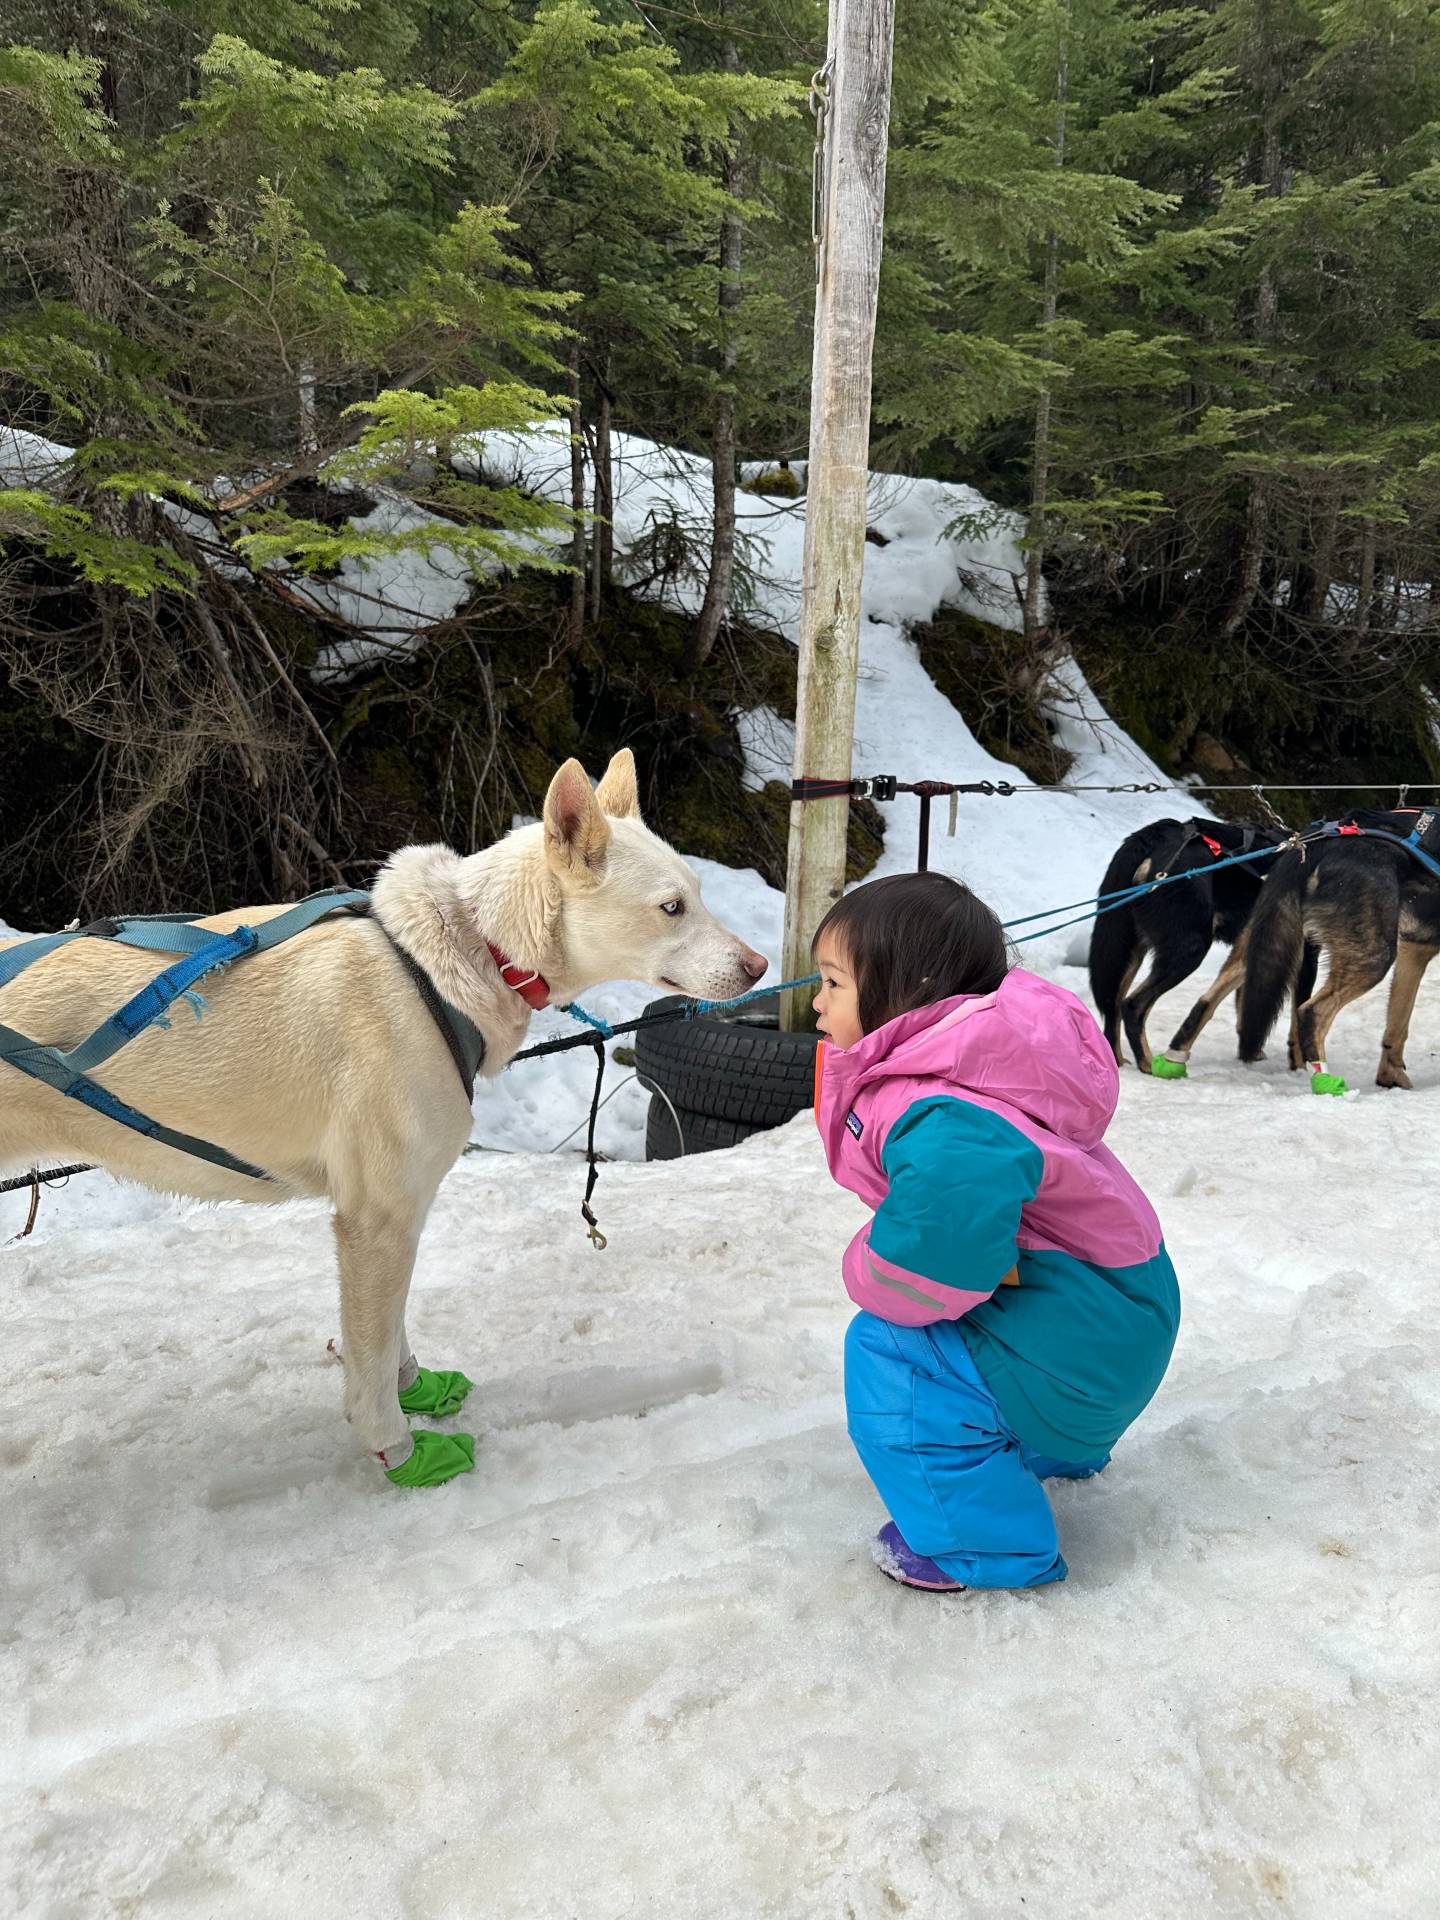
[486, 941, 551, 1010]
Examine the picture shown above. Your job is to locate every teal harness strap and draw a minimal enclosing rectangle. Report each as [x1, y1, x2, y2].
[1366, 827, 1440, 878]
[64, 925, 259, 1074]
[0, 888, 374, 1182]
[0, 930, 86, 991]
[0, 1031, 272, 1182]
[97, 888, 372, 957]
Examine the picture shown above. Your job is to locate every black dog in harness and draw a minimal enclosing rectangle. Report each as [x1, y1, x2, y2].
[1090, 815, 1288, 1074]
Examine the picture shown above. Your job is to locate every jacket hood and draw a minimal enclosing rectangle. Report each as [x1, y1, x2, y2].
[832, 968, 1118, 1150]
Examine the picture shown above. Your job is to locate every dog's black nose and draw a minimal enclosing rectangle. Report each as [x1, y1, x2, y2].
[742, 951, 768, 982]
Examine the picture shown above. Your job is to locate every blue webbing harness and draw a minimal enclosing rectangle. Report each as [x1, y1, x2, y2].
[0, 887, 486, 1183]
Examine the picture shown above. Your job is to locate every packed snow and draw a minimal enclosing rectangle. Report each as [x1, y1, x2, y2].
[3, 971, 1438, 1919]
[0, 428, 70, 486]
[4, 435, 1440, 1919]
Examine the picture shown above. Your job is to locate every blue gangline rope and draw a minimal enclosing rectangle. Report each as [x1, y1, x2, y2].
[559, 972, 824, 1036]
[690, 974, 820, 1013]
[559, 840, 1306, 1030]
[998, 840, 1293, 934]
[559, 1001, 617, 1040]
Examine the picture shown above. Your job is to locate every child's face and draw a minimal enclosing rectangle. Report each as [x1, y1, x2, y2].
[813, 937, 863, 1048]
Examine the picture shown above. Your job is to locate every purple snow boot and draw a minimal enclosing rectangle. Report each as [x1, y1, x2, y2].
[872, 1522, 967, 1592]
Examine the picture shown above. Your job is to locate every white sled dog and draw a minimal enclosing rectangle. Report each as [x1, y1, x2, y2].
[0, 752, 766, 1480]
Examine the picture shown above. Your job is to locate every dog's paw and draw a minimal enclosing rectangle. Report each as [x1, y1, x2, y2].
[398, 1367, 474, 1418]
[1150, 1056, 1188, 1081]
[384, 1429, 475, 1487]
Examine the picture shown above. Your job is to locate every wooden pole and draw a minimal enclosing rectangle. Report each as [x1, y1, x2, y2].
[779, 0, 896, 1029]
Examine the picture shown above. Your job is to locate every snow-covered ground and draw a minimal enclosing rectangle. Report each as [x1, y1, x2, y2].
[3, 968, 1438, 1920]
[5, 435, 1440, 1918]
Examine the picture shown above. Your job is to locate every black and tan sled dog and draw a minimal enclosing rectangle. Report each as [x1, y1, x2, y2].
[1090, 816, 1284, 1074]
[1235, 810, 1440, 1091]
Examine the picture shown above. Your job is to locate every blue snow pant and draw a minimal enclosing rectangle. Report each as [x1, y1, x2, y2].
[844, 1312, 1110, 1590]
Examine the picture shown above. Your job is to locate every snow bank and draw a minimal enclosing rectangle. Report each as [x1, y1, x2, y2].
[472, 423, 1028, 636]
[0, 428, 485, 676]
[0, 428, 71, 485]
[299, 490, 481, 679]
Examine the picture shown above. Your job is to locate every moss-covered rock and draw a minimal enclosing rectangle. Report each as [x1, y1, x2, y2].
[329, 575, 884, 890]
[1068, 604, 1440, 827]
[742, 464, 803, 498]
[908, 606, 1074, 787]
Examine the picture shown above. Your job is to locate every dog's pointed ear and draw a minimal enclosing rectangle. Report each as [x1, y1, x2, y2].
[543, 759, 611, 884]
[594, 748, 642, 821]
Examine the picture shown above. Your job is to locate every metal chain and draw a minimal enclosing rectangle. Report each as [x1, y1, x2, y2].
[1249, 783, 1292, 833]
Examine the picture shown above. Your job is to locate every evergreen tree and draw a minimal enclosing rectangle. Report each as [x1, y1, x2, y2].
[477, 0, 798, 663]
[0, 3, 574, 905]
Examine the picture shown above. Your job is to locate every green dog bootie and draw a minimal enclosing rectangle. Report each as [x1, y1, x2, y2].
[399, 1367, 475, 1418]
[1310, 1070, 1348, 1097]
[385, 1430, 475, 1488]
[1150, 1056, 1188, 1080]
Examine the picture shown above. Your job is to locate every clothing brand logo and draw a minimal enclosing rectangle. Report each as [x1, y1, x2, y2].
[845, 1109, 864, 1139]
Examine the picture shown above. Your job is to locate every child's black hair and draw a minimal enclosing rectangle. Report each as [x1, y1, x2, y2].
[812, 872, 1010, 1035]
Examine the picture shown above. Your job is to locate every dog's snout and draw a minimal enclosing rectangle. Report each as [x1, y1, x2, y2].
[741, 949, 768, 983]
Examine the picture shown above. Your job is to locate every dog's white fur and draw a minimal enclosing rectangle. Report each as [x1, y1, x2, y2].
[0, 752, 765, 1472]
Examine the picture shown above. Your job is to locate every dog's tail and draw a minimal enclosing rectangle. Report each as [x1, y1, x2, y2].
[1089, 823, 1171, 1053]
[1236, 849, 1307, 1061]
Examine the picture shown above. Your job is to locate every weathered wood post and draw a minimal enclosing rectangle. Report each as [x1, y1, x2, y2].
[779, 0, 896, 1030]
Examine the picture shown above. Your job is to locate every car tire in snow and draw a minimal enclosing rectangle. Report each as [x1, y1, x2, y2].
[644, 1096, 763, 1161]
[634, 993, 821, 1138]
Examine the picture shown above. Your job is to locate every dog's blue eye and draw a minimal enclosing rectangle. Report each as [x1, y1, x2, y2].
[661, 900, 684, 917]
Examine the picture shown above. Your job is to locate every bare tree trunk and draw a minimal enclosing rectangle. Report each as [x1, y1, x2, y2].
[298, 361, 319, 457]
[567, 337, 586, 650]
[684, 37, 746, 677]
[1022, 14, 1069, 653]
[1295, 500, 1337, 621]
[589, 351, 612, 624]
[1386, 567, 1403, 629]
[1353, 516, 1377, 635]
[1223, 476, 1268, 636]
[1222, 111, 1284, 637]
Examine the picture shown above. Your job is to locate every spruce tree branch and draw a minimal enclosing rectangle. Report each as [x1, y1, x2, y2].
[211, 360, 435, 513]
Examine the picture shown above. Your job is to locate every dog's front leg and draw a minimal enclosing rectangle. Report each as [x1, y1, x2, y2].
[333, 1204, 418, 1464]
[332, 1205, 474, 1487]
